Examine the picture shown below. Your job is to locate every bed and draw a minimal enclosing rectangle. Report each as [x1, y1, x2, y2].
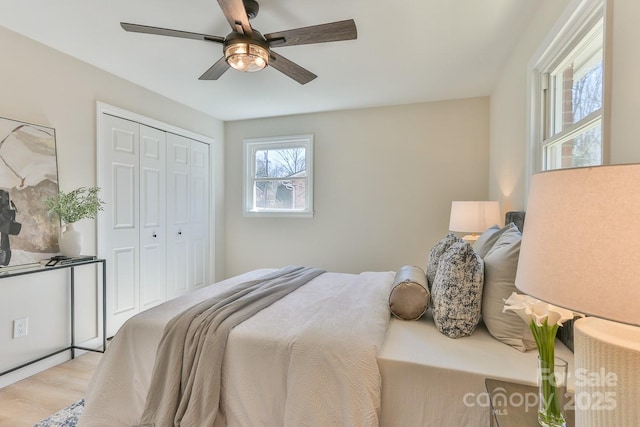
[80, 268, 396, 427]
[79, 266, 573, 427]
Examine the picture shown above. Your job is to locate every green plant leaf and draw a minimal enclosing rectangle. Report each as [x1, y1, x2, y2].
[43, 186, 105, 224]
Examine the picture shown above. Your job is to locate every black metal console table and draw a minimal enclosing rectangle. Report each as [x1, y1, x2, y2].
[0, 257, 107, 377]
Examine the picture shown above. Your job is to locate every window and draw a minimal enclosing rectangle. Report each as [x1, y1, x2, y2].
[530, 0, 606, 173]
[243, 134, 314, 217]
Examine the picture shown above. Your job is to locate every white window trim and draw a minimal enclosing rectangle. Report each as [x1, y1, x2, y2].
[526, 0, 608, 195]
[243, 134, 314, 218]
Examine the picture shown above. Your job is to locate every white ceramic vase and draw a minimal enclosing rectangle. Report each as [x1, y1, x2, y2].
[59, 223, 82, 257]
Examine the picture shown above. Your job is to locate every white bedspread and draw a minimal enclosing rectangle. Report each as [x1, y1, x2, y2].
[79, 269, 395, 427]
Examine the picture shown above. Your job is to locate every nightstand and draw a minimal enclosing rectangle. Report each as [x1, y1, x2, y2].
[485, 378, 574, 427]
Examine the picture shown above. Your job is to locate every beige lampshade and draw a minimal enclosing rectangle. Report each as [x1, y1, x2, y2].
[448, 201, 501, 234]
[515, 164, 640, 326]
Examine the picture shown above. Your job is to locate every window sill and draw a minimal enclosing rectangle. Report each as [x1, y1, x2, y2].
[243, 210, 314, 218]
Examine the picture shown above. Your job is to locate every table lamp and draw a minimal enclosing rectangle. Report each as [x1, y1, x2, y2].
[515, 164, 640, 426]
[448, 201, 501, 243]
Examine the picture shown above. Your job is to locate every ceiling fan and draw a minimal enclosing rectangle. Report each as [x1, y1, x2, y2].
[121, 0, 357, 85]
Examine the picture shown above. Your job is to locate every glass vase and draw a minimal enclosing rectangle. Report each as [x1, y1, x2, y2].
[537, 356, 568, 427]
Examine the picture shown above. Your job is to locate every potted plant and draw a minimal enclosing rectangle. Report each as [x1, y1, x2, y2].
[44, 186, 105, 257]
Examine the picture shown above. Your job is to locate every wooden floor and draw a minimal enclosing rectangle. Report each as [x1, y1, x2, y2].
[0, 352, 102, 427]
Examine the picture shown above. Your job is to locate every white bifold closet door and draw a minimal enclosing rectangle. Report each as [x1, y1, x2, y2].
[100, 114, 140, 336]
[166, 134, 210, 300]
[189, 139, 210, 292]
[100, 113, 209, 337]
[139, 126, 167, 311]
[166, 134, 189, 299]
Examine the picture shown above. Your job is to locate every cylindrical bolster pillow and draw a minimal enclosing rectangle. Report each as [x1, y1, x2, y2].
[389, 265, 430, 320]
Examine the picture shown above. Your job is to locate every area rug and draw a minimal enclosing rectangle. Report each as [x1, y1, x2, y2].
[34, 399, 84, 427]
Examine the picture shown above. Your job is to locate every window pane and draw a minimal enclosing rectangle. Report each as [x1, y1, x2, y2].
[545, 123, 602, 171]
[255, 148, 306, 179]
[573, 62, 603, 122]
[244, 134, 313, 216]
[550, 21, 603, 136]
[254, 178, 307, 210]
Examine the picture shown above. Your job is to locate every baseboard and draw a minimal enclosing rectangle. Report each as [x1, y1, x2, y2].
[0, 337, 102, 388]
[0, 352, 70, 388]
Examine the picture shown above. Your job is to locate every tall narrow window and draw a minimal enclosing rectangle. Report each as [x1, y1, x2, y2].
[530, 0, 605, 172]
[243, 134, 314, 217]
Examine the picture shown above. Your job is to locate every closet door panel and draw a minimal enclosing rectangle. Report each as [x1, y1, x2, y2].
[100, 114, 140, 337]
[173, 173, 189, 224]
[190, 141, 210, 290]
[113, 247, 136, 314]
[113, 164, 136, 228]
[139, 125, 167, 310]
[166, 133, 190, 299]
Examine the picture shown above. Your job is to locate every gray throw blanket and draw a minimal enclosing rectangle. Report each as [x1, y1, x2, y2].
[137, 265, 326, 427]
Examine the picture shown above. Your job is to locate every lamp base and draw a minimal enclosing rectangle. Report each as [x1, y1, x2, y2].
[574, 317, 640, 426]
[462, 234, 479, 245]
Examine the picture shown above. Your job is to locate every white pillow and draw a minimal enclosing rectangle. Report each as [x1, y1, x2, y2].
[473, 223, 517, 258]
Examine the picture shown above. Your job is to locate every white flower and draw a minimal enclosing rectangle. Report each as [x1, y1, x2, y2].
[503, 292, 582, 425]
[502, 292, 579, 327]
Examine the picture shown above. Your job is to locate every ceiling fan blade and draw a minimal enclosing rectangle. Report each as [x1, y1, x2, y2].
[121, 22, 225, 43]
[265, 19, 357, 48]
[199, 57, 231, 80]
[217, 0, 253, 35]
[268, 51, 317, 85]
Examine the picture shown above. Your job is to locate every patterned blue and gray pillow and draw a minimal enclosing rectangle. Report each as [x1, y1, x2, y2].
[426, 233, 463, 290]
[431, 241, 484, 338]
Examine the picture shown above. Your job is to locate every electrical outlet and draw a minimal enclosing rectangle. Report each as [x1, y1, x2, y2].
[13, 317, 28, 338]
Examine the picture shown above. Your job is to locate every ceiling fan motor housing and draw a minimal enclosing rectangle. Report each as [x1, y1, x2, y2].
[243, 0, 259, 20]
[224, 30, 270, 72]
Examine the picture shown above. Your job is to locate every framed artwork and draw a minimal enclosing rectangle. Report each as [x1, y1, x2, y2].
[0, 116, 60, 267]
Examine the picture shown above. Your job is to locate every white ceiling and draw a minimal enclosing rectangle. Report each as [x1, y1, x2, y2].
[0, 0, 540, 121]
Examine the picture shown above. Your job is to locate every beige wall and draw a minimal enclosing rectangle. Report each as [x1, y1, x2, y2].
[225, 98, 490, 277]
[488, 0, 571, 212]
[490, 0, 640, 209]
[0, 26, 225, 382]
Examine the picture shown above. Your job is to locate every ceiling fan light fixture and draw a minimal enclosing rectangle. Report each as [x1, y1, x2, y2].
[224, 40, 269, 72]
